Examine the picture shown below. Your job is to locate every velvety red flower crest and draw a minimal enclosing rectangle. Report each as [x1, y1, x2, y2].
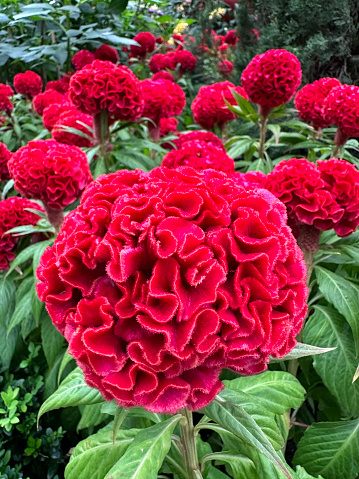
[72, 50, 95, 70]
[0, 142, 11, 181]
[173, 131, 225, 152]
[94, 45, 119, 64]
[130, 32, 156, 58]
[52, 111, 93, 148]
[14, 71, 43, 99]
[322, 84, 359, 138]
[152, 71, 175, 82]
[141, 79, 186, 124]
[33, 89, 64, 116]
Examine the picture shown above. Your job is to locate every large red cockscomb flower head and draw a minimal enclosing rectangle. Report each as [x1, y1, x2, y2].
[241, 49, 302, 115]
[152, 71, 175, 82]
[318, 159, 359, 236]
[0, 197, 44, 271]
[0, 96, 13, 114]
[0, 84, 14, 97]
[141, 79, 186, 125]
[42, 102, 78, 132]
[219, 60, 233, 77]
[8, 140, 92, 211]
[69, 60, 144, 123]
[52, 111, 93, 148]
[162, 140, 235, 173]
[173, 131, 225, 152]
[192, 81, 248, 130]
[46, 73, 73, 95]
[224, 30, 239, 46]
[294, 78, 341, 130]
[14, 71, 43, 99]
[72, 50, 95, 70]
[233, 171, 266, 189]
[130, 32, 156, 58]
[33, 89, 64, 116]
[94, 45, 119, 64]
[36, 166, 308, 413]
[159, 117, 179, 137]
[171, 50, 197, 73]
[0, 142, 11, 181]
[149, 54, 170, 73]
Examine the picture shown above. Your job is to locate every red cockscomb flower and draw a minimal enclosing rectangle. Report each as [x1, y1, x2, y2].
[153, 71, 175, 82]
[160, 117, 179, 137]
[46, 73, 73, 95]
[141, 79, 186, 125]
[294, 78, 341, 130]
[0, 84, 14, 97]
[14, 71, 43, 99]
[318, 159, 359, 236]
[219, 60, 233, 77]
[192, 81, 248, 130]
[173, 131, 225, 152]
[43, 102, 78, 132]
[149, 54, 170, 73]
[72, 50, 95, 71]
[162, 140, 234, 173]
[36, 166, 307, 413]
[94, 45, 119, 64]
[233, 170, 266, 189]
[8, 140, 92, 211]
[33, 89, 64, 116]
[241, 49, 302, 115]
[171, 50, 197, 73]
[69, 60, 144, 123]
[0, 142, 11, 181]
[52, 111, 93, 148]
[0, 197, 44, 270]
[224, 30, 239, 46]
[130, 32, 156, 58]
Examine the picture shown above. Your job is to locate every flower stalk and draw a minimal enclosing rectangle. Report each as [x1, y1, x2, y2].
[180, 408, 202, 479]
[44, 204, 64, 234]
[93, 109, 110, 172]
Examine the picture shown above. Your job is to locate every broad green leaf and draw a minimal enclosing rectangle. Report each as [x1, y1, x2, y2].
[223, 371, 305, 415]
[201, 451, 255, 478]
[270, 342, 336, 362]
[104, 415, 182, 479]
[303, 305, 359, 416]
[58, 348, 75, 384]
[7, 289, 32, 335]
[353, 363, 359, 383]
[77, 403, 110, 431]
[65, 423, 138, 479]
[38, 367, 103, 422]
[207, 467, 231, 478]
[294, 419, 359, 479]
[202, 399, 292, 479]
[315, 266, 359, 354]
[295, 466, 324, 479]
[0, 276, 15, 326]
[41, 314, 65, 369]
[6, 240, 52, 277]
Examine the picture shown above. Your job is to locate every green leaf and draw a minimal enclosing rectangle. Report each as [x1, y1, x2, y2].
[207, 467, 231, 478]
[77, 403, 109, 432]
[38, 367, 103, 422]
[65, 423, 138, 479]
[58, 348, 75, 385]
[41, 314, 65, 369]
[202, 399, 292, 479]
[201, 451, 255, 478]
[0, 276, 15, 326]
[294, 419, 359, 479]
[7, 289, 32, 335]
[223, 371, 305, 415]
[270, 342, 336, 361]
[315, 266, 359, 354]
[6, 240, 52, 277]
[104, 415, 182, 479]
[303, 305, 359, 416]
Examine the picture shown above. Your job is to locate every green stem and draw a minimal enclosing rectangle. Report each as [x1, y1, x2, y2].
[180, 408, 202, 479]
[93, 110, 110, 173]
[258, 114, 268, 161]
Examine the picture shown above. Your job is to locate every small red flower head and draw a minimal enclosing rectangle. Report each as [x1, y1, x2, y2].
[14, 71, 43, 99]
[156, 36, 164, 44]
[52, 111, 93, 148]
[36, 166, 307, 413]
[159, 117, 179, 137]
[294, 78, 341, 129]
[149, 54, 169, 73]
[0, 96, 13, 114]
[0, 84, 14, 97]
[94, 45, 119, 64]
[141, 79, 186, 125]
[43, 102, 78, 132]
[322, 84, 359, 138]
[192, 81, 249, 130]
[130, 32, 156, 58]
[0, 197, 44, 270]
[318, 159, 359, 236]
[224, 30, 239, 46]
[69, 60, 144, 123]
[0, 142, 11, 181]
[46, 73, 73, 95]
[162, 140, 235, 173]
[152, 71, 175, 82]
[33, 89, 64, 116]
[233, 170, 266, 189]
[241, 49, 302, 113]
[219, 60, 233, 77]
[8, 140, 92, 210]
[173, 131, 225, 152]
[264, 158, 343, 231]
[72, 50, 95, 70]
[171, 50, 197, 73]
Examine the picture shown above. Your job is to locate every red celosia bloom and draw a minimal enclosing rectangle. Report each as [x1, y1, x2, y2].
[14, 71, 43, 99]
[160, 117, 179, 137]
[224, 30, 239, 46]
[152, 71, 175, 82]
[8, 139, 92, 210]
[0, 197, 44, 270]
[294, 78, 341, 129]
[94, 45, 119, 64]
[43, 102, 78, 132]
[46, 79, 69, 95]
[72, 50, 95, 70]
[318, 159, 359, 236]
[173, 131, 225, 152]
[241, 49, 302, 114]
[0, 84, 14, 97]
[33, 89, 64, 116]
[36, 166, 307, 413]
[156, 36, 163, 44]
[52, 111, 93, 148]
[219, 60, 233, 76]
[141, 79, 185, 125]
[264, 158, 343, 231]
[149, 54, 170, 73]
[162, 140, 235, 173]
[0, 116, 6, 126]
[212, 32, 225, 46]
[233, 170, 266, 189]
[322, 84, 359, 139]
[130, 32, 156, 58]
[173, 34, 185, 45]
[171, 50, 197, 73]
[69, 60, 144, 123]
[0, 142, 11, 181]
[0, 96, 13, 114]
[192, 81, 249, 130]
